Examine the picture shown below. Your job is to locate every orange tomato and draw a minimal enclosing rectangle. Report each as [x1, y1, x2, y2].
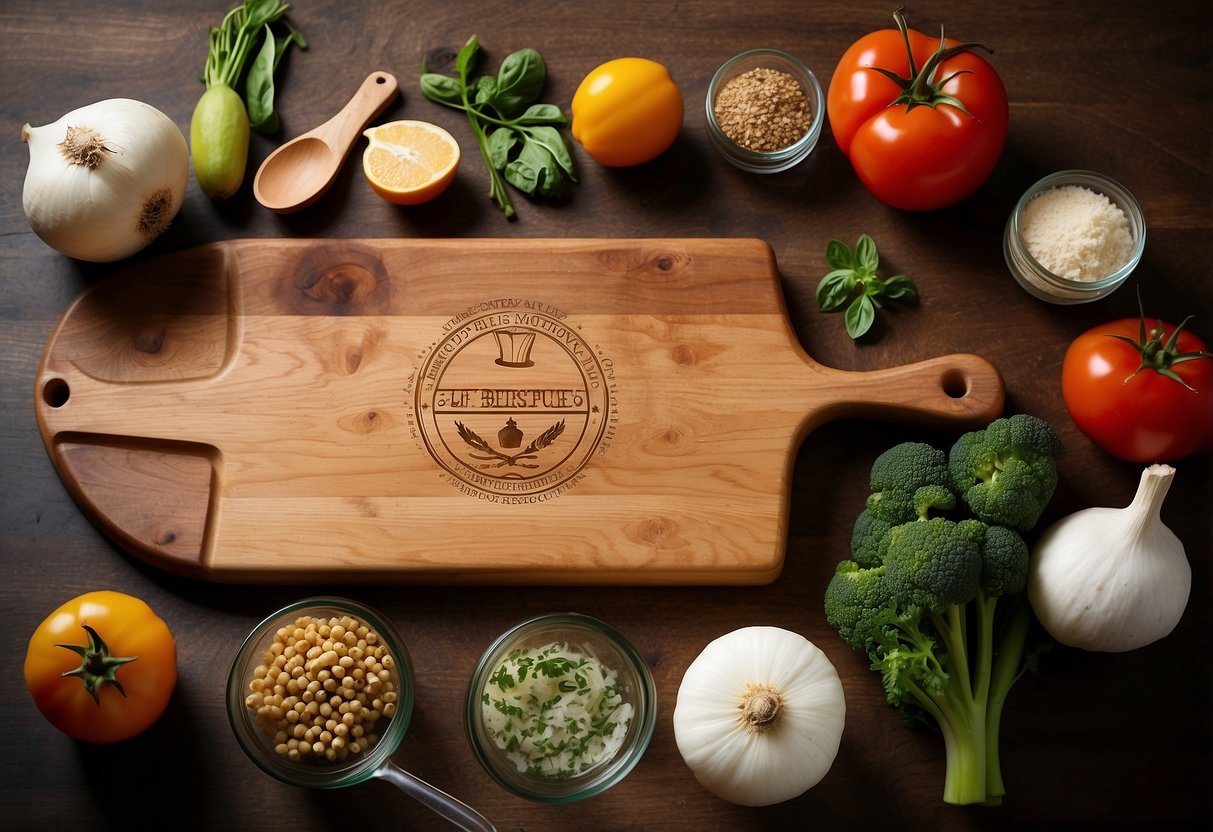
[24, 590, 177, 743]
[571, 57, 683, 167]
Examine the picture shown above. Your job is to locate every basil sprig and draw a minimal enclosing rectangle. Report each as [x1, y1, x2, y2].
[421, 35, 576, 220]
[816, 234, 919, 339]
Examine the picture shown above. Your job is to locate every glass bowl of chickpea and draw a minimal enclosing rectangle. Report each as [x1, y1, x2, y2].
[227, 597, 495, 830]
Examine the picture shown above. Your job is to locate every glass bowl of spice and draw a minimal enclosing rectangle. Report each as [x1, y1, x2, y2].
[705, 48, 823, 173]
[1004, 169, 1145, 304]
[465, 612, 657, 803]
[228, 598, 495, 831]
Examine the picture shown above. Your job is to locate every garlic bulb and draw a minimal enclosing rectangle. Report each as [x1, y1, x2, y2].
[1029, 464, 1191, 652]
[673, 626, 845, 806]
[21, 98, 189, 262]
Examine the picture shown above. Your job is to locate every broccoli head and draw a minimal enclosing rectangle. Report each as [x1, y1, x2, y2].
[883, 518, 984, 612]
[948, 414, 1062, 532]
[864, 441, 955, 525]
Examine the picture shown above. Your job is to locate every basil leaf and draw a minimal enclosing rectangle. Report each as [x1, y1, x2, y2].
[487, 127, 518, 171]
[493, 48, 546, 117]
[514, 103, 566, 125]
[816, 270, 857, 312]
[825, 239, 854, 271]
[855, 233, 879, 274]
[520, 125, 576, 179]
[882, 275, 919, 301]
[420, 73, 463, 106]
[455, 35, 479, 78]
[475, 76, 498, 106]
[246, 25, 278, 133]
[845, 295, 877, 339]
[504, 149, 543, 196]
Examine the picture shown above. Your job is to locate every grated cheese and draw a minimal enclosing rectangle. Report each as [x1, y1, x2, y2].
[1020, 185, 1134, 282]
[481, 640, 633, 780]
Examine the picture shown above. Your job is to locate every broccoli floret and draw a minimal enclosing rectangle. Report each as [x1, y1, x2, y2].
[824, 420, 1060, 807]
[948, 414, 1062, 532]
[979, 525, 1029, 597]
[849, 510, 893, 568]
[864, 441, 954, 525]
[824, 560, 894, 651]
[883, 518, 984, 611]
[851, 443, 957, 565]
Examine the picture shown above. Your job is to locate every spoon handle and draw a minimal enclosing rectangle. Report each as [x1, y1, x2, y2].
[326, 71, 400, 161]
[376, 761, 497, 832]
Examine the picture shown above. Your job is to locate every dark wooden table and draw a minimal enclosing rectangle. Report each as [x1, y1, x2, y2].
[3, 1, 1210, 829]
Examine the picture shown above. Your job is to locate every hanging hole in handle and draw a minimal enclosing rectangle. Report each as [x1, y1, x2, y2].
[375, 75, 388, 84]
[42, 377, 70, 408]
[941, 369, 971, 399]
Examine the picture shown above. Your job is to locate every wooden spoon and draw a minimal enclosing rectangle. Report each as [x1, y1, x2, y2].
[253, 71, 399, 213]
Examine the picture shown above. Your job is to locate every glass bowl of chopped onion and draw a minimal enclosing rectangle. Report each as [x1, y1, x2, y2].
[465, 612, 657, 803]
[705, 48, 824, 173]
[1004, 169, 1146, 304]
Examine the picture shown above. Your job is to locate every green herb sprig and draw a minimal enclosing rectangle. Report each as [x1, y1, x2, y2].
[420, 35, 577, 220]
[816, 234, 919, 339]
[202, 0, 305, 134]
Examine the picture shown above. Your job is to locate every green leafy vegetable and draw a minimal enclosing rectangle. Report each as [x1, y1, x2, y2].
[816, 233, 918, 339]
[824, 415, 1062, 807]
[191, 0, 305, 199]
[421, 35, 576, 220]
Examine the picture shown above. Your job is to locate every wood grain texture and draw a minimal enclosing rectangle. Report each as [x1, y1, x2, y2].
[2, 1, 1210, 830]
[36, 238, 1002, 582]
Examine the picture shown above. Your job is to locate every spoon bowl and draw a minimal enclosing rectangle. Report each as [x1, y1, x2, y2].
[254, 71, 398, 213]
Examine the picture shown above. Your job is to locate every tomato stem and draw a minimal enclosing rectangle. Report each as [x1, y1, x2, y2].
[1109, 290, 1213, 391]
[874, 6, 994, 114]
[56, 624, 138, 705]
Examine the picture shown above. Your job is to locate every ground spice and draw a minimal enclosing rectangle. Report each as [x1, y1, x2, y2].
[714, 67, 810, 152]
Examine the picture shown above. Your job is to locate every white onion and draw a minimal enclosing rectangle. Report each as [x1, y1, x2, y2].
[21, 98, 189, 262]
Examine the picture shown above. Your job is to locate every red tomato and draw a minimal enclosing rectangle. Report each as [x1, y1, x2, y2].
[827, 11, 1008, 211]
[1062, 317, 1213, 463]
[24, 590, 177, 743]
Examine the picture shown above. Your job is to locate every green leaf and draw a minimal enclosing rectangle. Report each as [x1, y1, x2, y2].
[246, 25, 278, 133]
[475, 75, 498, 106]
[455, 35, 480, 78]
[882, 275, 919, 302]
[816, 270, 857, 311]
[845, 295, 877, 339]
[855, 234, 879, 274]
[825, 239, 854, 271]
[514, 103, 566, 125]
[420, 73, 463, 106]
[493, 48, 546, 117]
[521, 124, 576, 180]
[487, 127, 518, 171]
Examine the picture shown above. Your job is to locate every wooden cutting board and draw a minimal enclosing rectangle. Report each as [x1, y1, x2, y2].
[35, 238, 1004, 584]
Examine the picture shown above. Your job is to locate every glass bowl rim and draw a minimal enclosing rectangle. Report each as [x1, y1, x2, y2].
[1007, 168, 1146, 292]
[704, 47, 824, 164]
[226, 596, 415, 790]
[464, 611, 657, 803]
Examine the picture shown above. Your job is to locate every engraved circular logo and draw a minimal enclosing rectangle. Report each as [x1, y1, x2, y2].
[411, 303, 615, 499]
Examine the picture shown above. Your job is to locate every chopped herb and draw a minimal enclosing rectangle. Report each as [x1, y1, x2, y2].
[481, 641, 633, 780]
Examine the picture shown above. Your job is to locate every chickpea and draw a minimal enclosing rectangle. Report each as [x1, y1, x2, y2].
[251, 613, 398, 764]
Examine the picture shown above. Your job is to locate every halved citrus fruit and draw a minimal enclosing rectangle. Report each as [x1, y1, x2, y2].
[362, 120, 460, 205]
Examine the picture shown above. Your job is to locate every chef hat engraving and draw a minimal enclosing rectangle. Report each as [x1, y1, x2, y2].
[494, 327, 536, 368]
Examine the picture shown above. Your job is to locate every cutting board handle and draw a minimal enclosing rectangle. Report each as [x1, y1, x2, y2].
[806, 351, 1005, 433]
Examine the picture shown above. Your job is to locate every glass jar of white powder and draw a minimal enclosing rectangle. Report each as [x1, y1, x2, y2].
[1004, 170, 1145, 303]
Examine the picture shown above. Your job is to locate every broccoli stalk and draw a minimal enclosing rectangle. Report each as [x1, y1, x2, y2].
[825, 417, 1060, 806]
